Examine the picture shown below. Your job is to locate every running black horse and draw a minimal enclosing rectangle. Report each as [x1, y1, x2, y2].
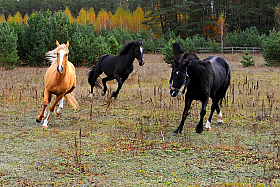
[170, 43, 231, 134]
[88, 40, 144, 99]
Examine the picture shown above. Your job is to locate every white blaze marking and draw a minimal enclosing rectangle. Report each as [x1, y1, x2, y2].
[58, 49, 67, 72]
[140, 46, 143, 54]
[176, 71, 179, 74]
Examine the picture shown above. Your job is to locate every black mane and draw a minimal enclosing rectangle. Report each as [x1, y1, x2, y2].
[187, 59, 214, 86]
[119, 41, 140, 55]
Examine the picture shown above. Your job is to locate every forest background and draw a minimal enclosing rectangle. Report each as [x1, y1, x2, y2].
[0, 0, 280, 68]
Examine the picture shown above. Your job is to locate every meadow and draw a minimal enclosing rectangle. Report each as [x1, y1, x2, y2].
[0, 53, 279, 186]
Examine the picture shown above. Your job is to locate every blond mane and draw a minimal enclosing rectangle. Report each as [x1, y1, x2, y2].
[45, 44, 67, 65]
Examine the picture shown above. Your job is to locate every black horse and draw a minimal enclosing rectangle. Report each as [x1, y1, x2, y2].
[170, 43, 231, 134]
[88, 40, 144, 99]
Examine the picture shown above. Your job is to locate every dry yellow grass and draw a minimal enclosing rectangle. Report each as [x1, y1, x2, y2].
[0, 53, 279, 186]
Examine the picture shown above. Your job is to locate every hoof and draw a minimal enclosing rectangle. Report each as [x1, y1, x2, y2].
[204, 127, 211, 131]
[111, 92, 118, 98]
[172, 132, 179, 136]
[216, 122, 223, 126]
[89, 93, 94, 98]
[42, 125, 48, 129]
[101, 92, 105, 96]
[56, 112, 61, 117]
[195, 125, 204, 134]
[36, 118, 41, 123]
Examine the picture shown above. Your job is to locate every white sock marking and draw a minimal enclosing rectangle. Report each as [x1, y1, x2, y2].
[57, 97, 64, 115]
[205, 120, 211, 129]
[217, 111, 223, 123]
[43, 110, 52, 128]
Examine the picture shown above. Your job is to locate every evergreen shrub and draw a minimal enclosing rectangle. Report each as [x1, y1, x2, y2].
[262, 30, 280, 66]
[0, 22, 19, 69]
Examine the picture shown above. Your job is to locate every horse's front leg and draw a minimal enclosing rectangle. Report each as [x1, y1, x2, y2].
[195, 97, 209, 133]
[173, 96, 192, 135]
[112, 73, 125, 99]
[42, 94, 64, 128]
[36, 89, 51, 122]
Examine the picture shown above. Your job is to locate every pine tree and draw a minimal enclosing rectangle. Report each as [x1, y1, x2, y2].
[0, 22, 19, 69]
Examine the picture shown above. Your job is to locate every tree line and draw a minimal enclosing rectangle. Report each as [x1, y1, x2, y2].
[1, 0, 280, 38]
[0, 6, 146, 34]
[1, 10, 280, 69]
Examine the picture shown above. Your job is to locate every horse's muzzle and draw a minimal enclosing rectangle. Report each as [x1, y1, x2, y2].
[170, 89, 179, 97]
[57, 66, 63, 73]
[139, 61, 145, 66]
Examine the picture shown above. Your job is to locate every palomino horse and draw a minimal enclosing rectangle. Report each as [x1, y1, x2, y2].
[36, 41, 78, 128]
[170, 43, 231, 134]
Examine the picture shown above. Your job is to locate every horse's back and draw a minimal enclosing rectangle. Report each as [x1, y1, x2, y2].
[203, 56, 230, 76]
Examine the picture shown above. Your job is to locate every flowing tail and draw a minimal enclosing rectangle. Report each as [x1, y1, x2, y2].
[65, 92, 78, 110]
[88, 54, 109, 89]
[219, 64, 231, 105]
[88, 66, 102, 89]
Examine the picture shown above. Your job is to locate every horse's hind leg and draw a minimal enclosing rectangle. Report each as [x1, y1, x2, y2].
[205, 100, 218, 130]
[89, 66, 102, 97]
[101, 77, 112, 96]
[195, 97, 209, 133]
[205, 99, 223, 130]
[215, 104, 223, 126]
[56, 97, 64, 117]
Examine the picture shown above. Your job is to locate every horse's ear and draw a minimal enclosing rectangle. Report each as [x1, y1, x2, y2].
[139, 40, 143, 45]
[56, 40, 60, 47]
[66, 41, 69, 48]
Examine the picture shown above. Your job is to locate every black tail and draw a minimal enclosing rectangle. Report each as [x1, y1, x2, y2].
[219, 64, 231, 105]
[88, 66, 96, 85]
[88, 54, 109, 89]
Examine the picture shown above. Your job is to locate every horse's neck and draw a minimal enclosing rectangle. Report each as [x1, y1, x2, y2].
[188, 61, 212, 86]
[123, 46, 135, 64]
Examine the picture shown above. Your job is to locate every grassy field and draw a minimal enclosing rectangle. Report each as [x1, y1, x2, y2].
[0, 53, 279, 186]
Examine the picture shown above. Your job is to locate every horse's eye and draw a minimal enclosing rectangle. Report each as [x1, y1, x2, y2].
[66, 54, 68, 56]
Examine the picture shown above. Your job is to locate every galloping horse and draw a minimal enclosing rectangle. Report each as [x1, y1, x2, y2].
[88, 40, 145, 99]
[36, 41, 78, 128]
[170, 43, 231, 134]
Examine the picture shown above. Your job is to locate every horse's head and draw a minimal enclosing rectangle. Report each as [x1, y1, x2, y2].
[55, 40, 69, 74]
[170, 59, 189, 97]
[135, 40, 145, 66]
